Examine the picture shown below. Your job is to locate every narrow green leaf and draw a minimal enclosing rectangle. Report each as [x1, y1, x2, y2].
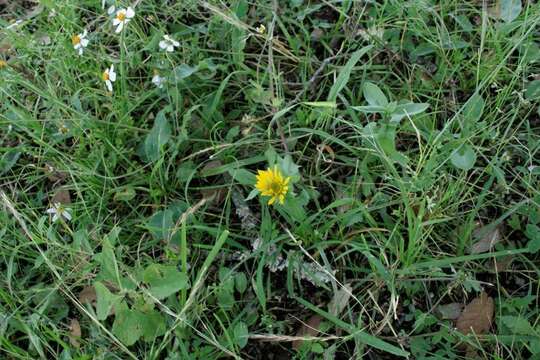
[327, 46, 372, 101]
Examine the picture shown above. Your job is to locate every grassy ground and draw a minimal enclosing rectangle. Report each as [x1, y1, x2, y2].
[1, 0, 540, 359]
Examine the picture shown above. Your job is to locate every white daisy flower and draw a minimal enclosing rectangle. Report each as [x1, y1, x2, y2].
[102, 64, 117, 93]
[159, 34, 179, 52]
[112, 7, 135, 33]
[46, 203, 72, 222]
[72, 30, 89, 55]
[152, 72, 165, 88]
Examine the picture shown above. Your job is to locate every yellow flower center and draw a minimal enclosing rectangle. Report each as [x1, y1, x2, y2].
[116, 12, 126, 21]
[0, 60, 7, 68]
[255, 166, 290, 205]
[71, 34, 81, 45]
[102, 71, 109, 81]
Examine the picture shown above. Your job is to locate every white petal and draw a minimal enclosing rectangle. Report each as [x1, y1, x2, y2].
[46, 208, 56, 214]
[74, 43, 81, 50]
[80, 38, 89, 47]
[172, 40, 180, 47]
[82, 29, 87, 37]
[164, 35, 171, 41]
[107, 5, 115, 15]
[63, 211, 72, 221]
[52, 214, 59, 222]
[109, 71, 116, 82]
[110, 64, 114, 72]
[106, 80, 113, 92]
[126, 7, 135, 18]
[113, 18, 121, 26]
[167, 45, 174, 52]
[78, 47, 83, 55]
[115, 22, 124, 33]
[159, 40, 168, 49]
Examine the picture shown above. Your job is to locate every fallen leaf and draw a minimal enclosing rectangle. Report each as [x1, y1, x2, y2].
[78, 286, 96, 305]
[52, 189, 71, 205]
[328, 284, 352, 316]
[292, 315, 322, 350]
[200, 160, 223, 177]
[492, 256, 513, 272]
[68, 318, 81, 347]
[456, 292, 494, 335]
[45, 164, 67, 182]
[469, 225, 502, 254]
[435, 303, 463, 320]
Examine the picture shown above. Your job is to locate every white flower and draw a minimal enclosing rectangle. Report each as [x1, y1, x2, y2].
[72, 30, 89, 55]
[107, 5, 116, 15]
[159, 34, 179, 52]
[152, 73, 165, 88]
[102, 64, 117, 92]
[112, 7, 135, 33]
[46, 203, 72, 222]
[256, 24, 266, 34]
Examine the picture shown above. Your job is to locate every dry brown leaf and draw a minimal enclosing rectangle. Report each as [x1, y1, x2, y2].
[44, 164, 67, 182]
[456, 292, 494, 335]
[492, 255, 513, 272]
[435, 303, 463, 320]
[68, 318, 81, 347]
[470, 225, 502, 254]
[78, 286, 96, 305]
[292, 315, 322, 350]
[52, 189, 71, 205]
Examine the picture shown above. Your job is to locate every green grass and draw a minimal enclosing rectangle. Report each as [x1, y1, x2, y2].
[1, 0, 540, 359]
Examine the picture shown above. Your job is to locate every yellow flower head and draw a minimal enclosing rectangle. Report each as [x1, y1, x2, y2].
[0, 60, 7, 69]
[255, 166, 290, 205]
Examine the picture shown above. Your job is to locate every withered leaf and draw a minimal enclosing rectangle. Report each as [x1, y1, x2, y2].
[456, 292, 494, 335]
[52, 189, 71, 205]
[68, 318, 81, 347]
[435, 303, 463, 320]
[78, 286, 96, 305]
[470, 226, 502, 254]
[292, 315, 322, 350]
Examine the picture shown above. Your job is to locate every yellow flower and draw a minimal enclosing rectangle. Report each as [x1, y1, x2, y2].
[255, 166, 290, 205]
[0, 60, 7, 69]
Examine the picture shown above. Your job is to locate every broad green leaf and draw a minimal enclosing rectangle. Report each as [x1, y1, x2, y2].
[233, 322, 249, 348]
[95, 238, 121, 286]
[499, 0, 521, 23]
[141, 310, 166, 342]
[0, 149, 21, 175]
[143, 263, 189, 299]
[144, 110, 171, 162]
[462, 93, 485, 121]
[450, 144, 477, 170]
[525, 80, 540, 100]
[363, 82, 388, 107]
[500, 316, 535, 335]
[525, 224, 540, 253]
[279, 155, 300, 179]
[235, 272, 248, 293]
[228, 168, 256, 185]
[327, 46, 372, 101]
[172, 64, 197, 82]
[112, 305, 144, 346]
[147, 209, 174, 241]
[94, 282, 123, 321]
